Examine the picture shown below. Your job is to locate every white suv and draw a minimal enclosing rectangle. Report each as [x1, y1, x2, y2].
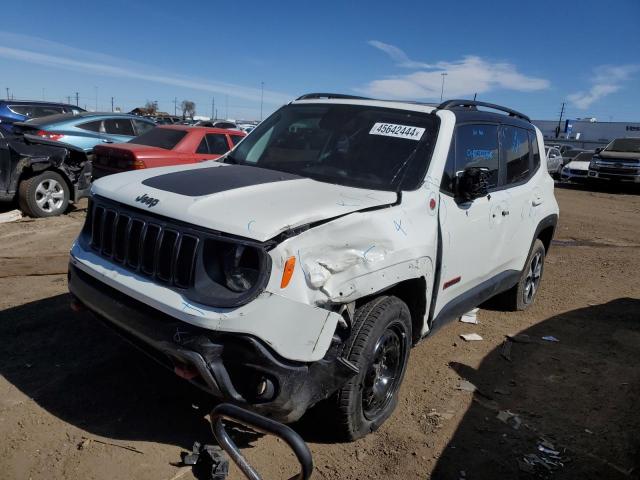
[68, 95, 558, 440]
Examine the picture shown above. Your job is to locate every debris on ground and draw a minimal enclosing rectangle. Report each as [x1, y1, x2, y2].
[427, 409, 455, 420]
[542, 335, 560, 342]
[181, 441, 229, 480]
[507, 333, 536, 344]
[0, 209, 22, 224]
[518, 439, 565, 475]
[496, 410, 522, 430]
[77, 436, 144, 454]
[456, 380, 478, 393]
[460, 333, 483, 341]
[459, 308, 479, 324]
[500, 339, 513, 361]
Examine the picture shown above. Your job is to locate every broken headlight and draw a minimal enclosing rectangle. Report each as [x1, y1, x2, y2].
[191, 238, 270, 308]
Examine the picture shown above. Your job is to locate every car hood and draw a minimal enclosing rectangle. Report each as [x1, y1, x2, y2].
[91, 161, 397, 242]
[565, 160, 590, 171]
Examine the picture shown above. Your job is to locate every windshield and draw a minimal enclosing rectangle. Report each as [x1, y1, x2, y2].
[129, 128, 187, 149]
[229, 104, 439, 191]
[607, 138, 640, 153]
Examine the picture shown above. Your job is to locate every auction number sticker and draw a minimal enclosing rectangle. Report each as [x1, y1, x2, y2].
[369, 122, 425, 141]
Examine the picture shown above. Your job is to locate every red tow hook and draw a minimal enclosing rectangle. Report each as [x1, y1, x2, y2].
[174, 362, 200, 380]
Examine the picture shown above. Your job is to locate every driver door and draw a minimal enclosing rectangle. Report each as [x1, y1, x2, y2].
[434, 123, 506, 321]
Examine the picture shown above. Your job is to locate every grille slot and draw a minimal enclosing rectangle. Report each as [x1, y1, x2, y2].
[156, 230, 178, 281]
[175, 235, 199, 287]
[101, 210, 117, 255]
[87, 201, 200, 288]
[141, 224, 160, 275]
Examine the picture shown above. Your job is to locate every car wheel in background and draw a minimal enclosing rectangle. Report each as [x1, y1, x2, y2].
[18, 170, 70, 217]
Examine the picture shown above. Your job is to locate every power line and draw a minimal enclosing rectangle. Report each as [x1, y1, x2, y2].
[75, 92, 79, 106]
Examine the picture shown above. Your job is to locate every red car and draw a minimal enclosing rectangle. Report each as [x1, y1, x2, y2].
[92, 125, 245, 179]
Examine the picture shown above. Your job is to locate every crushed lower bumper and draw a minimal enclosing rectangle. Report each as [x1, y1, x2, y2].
[68, 264, 357, 422]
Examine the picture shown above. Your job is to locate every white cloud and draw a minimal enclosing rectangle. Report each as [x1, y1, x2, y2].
[368, 40, 432, 69]
[567, 64, 639, 109]
[362, 41, 549, 100]
[0, 31, 292, 106]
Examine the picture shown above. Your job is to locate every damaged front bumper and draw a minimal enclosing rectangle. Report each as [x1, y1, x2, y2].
[68, 263, 358, 423]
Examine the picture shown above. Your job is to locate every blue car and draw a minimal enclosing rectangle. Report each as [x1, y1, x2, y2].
[0, 100, 85, 137]
[14, 112, 156, 151]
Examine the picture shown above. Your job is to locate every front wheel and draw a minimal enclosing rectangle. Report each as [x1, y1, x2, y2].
[18, 170, 70, 217]
[329, 296, 412, 441]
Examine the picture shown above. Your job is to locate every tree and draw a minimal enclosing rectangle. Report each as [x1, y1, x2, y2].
[181, 100, 196, 119]
[144, 100, 157, 115]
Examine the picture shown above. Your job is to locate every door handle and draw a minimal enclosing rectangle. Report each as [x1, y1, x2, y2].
[101, 139, 113, 143]
[532, 197, 543, 206]
[502, 210, 510, 216]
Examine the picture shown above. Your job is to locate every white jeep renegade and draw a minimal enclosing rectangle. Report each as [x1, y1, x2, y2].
[68, 95, 558, 440]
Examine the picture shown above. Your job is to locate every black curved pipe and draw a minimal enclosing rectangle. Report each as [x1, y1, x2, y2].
[210, 403, 313, 480]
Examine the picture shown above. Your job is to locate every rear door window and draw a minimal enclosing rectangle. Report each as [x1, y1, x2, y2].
[229, 134, 244, 146]
[454, 124, 499, 188]
[78, 120, 104, 132]
[500, 126, 531, 185]
[104, 118, 135, 136]
[205, 133, 231, 154]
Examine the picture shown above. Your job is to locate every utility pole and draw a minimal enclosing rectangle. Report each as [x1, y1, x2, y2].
[173, 96, 178, 116]
[440, 72, 448, 102]
[556, 102, 565, 138]
[260, 81, 264, 121]
[75, 92, 79, 106]
[66, 95, 71, 104]
[211, 97, 215, 120]
[111, 96, 114, 112]
[5, 87, 9, 100]
[473, 92, 477, 101]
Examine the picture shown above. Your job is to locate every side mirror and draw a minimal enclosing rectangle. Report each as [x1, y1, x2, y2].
[594, 147, 603, 154]
[456, 167, 490, 202]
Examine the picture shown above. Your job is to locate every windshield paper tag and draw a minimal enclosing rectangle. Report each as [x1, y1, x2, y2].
[369, 123, 425, 141]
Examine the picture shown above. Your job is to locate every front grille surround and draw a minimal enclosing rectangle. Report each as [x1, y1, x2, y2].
[81, 196, 272, 308]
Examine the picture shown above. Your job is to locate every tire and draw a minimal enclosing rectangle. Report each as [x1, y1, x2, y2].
[18, 170, 70, 218]
[329, 296, 412, 441]
[491, 239, 546, 311]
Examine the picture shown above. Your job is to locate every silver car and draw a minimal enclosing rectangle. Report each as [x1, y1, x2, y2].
[545, 146, 563, 177]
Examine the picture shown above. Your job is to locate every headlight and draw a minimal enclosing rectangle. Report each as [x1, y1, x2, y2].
[189, 238, 271, 308]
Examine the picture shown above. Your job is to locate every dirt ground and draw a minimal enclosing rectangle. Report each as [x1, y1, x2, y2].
[0, 184, 639, 480]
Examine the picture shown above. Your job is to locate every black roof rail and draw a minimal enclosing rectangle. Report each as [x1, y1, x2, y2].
[295, 93, 371, 101]
[437, 99, 531, 122]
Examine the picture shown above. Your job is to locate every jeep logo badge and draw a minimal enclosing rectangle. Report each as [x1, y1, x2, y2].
[135, 193, 159, 208]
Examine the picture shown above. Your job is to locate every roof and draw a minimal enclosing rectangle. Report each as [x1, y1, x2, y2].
[0, 99, 84, 109]
[22, 111, 144, 126]
[292, 93, 533, 129]
[158, 125, 246, 135]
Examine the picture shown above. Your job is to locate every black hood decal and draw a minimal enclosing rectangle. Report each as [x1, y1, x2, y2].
[141, 164, 303, 196]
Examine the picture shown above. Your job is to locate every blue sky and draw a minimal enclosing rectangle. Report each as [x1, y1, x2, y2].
[0, 0, 638, 121]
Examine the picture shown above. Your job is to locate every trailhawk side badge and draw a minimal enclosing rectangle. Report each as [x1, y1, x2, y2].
[135, 193, 159, 208]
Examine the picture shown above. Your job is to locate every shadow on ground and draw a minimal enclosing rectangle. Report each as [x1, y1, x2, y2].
[0, 293, 216, 449]
[432, 298, 640, 479]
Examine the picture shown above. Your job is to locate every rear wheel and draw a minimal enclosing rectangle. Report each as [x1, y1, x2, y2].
[328, 296, 412, 441]
[18, 170, 70, 218]
[490, 239, 546, 311]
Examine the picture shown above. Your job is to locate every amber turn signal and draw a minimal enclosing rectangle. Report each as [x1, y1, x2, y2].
[280, 256, 296, 288]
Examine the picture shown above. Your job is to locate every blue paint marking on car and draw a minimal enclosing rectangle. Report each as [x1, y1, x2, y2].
[13, 112, 155, 152]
